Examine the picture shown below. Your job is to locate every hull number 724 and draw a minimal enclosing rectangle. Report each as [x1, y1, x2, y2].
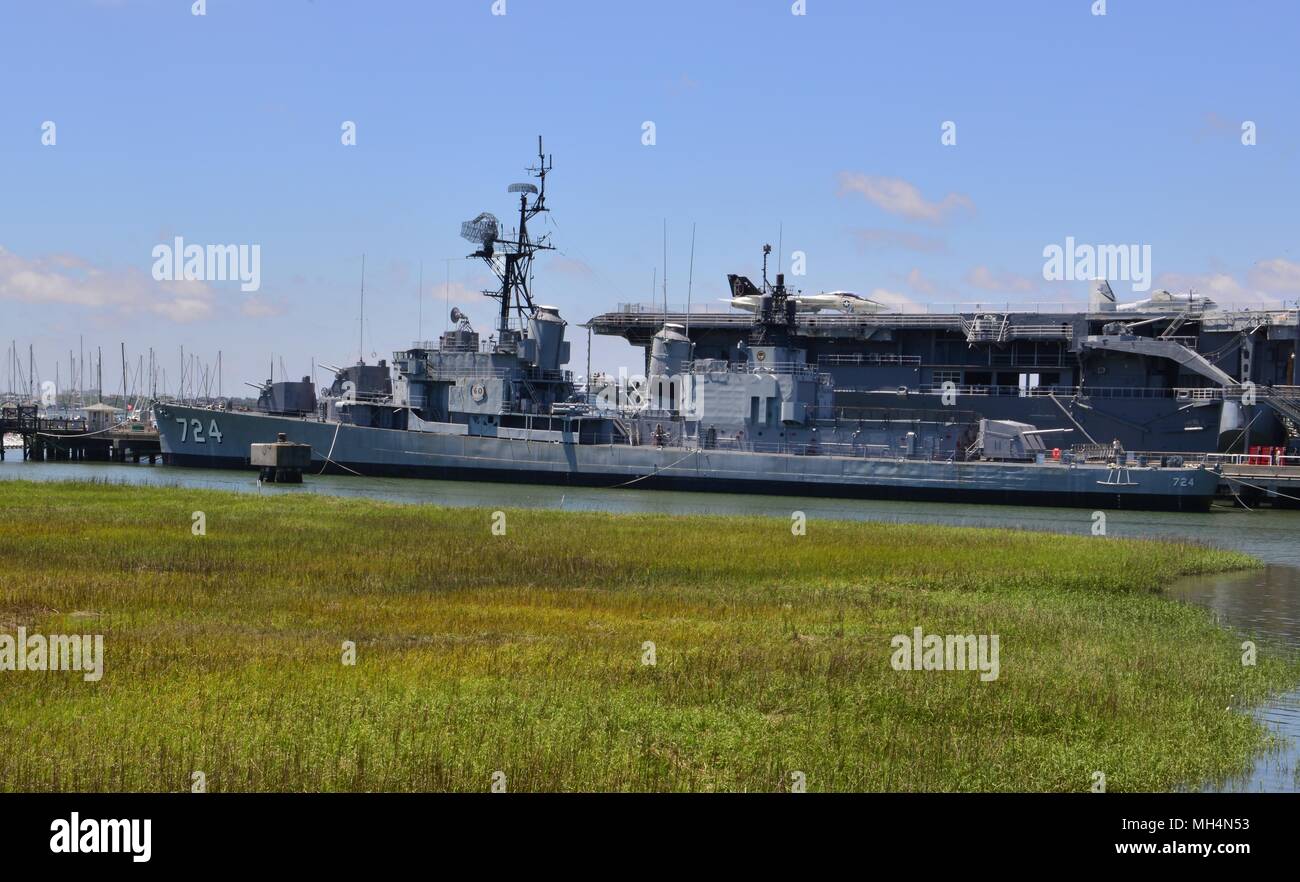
[175, 417, 223, 444]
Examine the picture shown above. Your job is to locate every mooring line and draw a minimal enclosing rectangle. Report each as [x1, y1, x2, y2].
[607, 448, 700, 489]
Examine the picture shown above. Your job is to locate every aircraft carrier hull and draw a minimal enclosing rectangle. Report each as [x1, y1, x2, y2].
[839, 389, 1242, 453]
[155, 404, 1220, 512]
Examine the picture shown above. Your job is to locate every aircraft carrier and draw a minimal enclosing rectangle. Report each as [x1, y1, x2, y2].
[592, 286, 1300, 460]
[154, 139, 1223, 511]
[589, 283, 1300, 458]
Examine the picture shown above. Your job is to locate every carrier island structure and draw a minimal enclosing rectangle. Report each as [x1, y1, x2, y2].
[155, 139, 1226, 511]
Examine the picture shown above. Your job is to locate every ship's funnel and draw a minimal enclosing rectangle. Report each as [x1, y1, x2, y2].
[648, 323, 692, 412]
[649, 323, 692, 378]
[528, 305, 567, 372]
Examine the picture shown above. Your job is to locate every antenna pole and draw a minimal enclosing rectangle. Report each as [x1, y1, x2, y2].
[662, 219, 668, 314]
[359, 253, 366, 363]
[686, 222, 697, 337]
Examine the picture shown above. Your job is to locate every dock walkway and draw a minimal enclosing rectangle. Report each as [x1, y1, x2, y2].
[0, 404, 161, 463]
[1214, 458, 1300, 508]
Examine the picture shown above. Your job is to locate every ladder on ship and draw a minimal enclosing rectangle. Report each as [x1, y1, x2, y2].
[1159, 309, 1191, 340]
[611, 416, 633, 444]
[962, 314, 1009, 344]
[1263, 386, 1300, 429]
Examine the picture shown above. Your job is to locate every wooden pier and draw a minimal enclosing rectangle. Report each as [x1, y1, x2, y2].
[0, 404, 161, 464]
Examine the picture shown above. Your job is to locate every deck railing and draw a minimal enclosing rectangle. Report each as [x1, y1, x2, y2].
[818, 353, 923, 366]
[871, 384, 1232, 401]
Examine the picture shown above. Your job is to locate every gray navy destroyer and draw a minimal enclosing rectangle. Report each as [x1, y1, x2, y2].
[156, 139, 1222, 510]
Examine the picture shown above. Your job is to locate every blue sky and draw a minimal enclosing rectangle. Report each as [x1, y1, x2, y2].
[2, 0, 1298, 395]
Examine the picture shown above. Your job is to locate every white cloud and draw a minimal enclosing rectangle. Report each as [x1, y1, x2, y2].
[866, 287, 922, 312]
[153, 297, 214, 323]
[550, 256, 597, 279]
[1198, 111, 1236, 135]
[837, 173, 974, 225]
[1247, 258, 1300, 294]
[905, 268, 940, 296]
[0, 245, 216, 323]
[965, 265, 1038, 295]
[1153, 271, 1247, 301]
[427, 280, 494, 325]
[853, 228, 948, 254]
[669, 73, 700, 93]
[239, 296, 283, 318]
[1154, 265, 1295, 307]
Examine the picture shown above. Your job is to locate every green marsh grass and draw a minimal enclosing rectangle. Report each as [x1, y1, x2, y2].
[0, 479, 1294, 792]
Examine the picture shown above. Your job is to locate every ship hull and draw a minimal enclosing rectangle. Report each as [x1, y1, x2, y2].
[155, 404, 1220, 511]
[840, 390, 1244, 455]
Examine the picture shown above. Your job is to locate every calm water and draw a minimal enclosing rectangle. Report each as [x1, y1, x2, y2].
[3, 455, 1299, 791]
[1166, 568, 1300, 792]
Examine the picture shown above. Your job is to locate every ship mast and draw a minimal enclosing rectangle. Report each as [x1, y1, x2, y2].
[461, 137, 555, 348]
[748, 243, 794, 346]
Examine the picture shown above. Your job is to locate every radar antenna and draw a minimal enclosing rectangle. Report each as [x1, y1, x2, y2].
[460, 213, 500, 255]
[450, 307, 474, 332]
